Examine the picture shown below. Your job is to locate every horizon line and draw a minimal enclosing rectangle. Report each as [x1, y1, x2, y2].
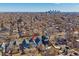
[0, 11, 79, 13]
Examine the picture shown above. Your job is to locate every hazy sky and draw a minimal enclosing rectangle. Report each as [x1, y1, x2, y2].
[0, 3, 79, 12]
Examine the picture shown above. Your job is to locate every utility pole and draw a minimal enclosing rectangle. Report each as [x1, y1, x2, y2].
[17, 16, 23, 37]
[9, 18, 14, 35]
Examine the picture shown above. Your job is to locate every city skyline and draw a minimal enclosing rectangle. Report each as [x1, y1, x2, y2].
[0, 3, 79, 12]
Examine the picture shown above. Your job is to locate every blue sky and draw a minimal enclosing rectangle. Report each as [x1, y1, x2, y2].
[0, 3, 79, 12]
